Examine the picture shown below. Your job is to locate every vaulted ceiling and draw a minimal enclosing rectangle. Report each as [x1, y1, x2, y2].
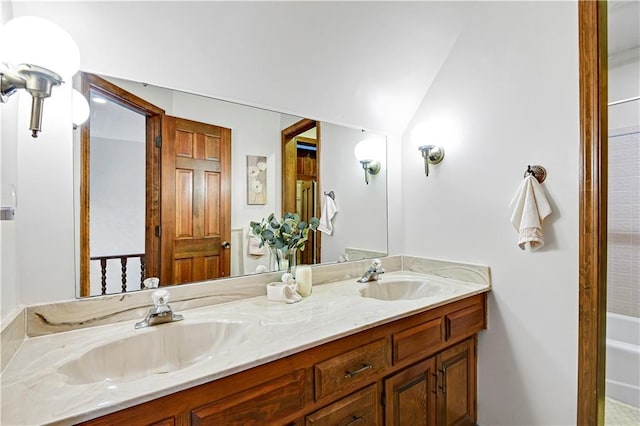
[10, 1, 476, 135]
[12, 1, 638, 135]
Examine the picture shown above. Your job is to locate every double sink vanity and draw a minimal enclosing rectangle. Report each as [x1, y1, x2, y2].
[0, 256, 491, 425]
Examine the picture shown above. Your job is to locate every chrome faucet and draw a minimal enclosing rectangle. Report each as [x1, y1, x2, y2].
[357, 259, 385, 283]
[135, 289, 184, 329]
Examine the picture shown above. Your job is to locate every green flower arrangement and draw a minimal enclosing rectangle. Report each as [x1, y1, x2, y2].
[250, 212, 319, 252]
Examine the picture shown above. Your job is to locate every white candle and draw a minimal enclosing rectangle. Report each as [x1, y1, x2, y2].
[296, 265, 312, 296]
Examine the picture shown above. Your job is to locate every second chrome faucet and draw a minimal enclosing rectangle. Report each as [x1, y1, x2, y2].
[357, 259, 385, 283]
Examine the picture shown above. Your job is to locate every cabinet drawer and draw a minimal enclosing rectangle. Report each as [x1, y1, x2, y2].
[393, 317, 443, 364]
[314, 339, 390, 401]
[445, 302, 485, 341]
[191, 370, 305, 425]
[306, 384, 380, 426]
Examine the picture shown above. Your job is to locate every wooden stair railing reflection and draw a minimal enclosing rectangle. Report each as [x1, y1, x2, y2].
[90, 253, 146, 295]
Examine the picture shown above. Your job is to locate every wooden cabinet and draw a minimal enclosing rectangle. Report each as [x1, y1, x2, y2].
[384, 358, 437, 425]
[191, 370, 306, 425]
[314, 338, 390, 401]
[306, 384, 381, 426]
[384, 338, 476, 426]
[80, 293, 486, 426]
[436, 338, 476, 426]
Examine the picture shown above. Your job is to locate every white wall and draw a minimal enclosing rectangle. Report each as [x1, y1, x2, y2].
[15, 85, 77, 305]
[10, 1, 471, 136]
[0, 0, 19, 321]
[320, 124, 387, 263]
[89, 136, 146, 295]
[2, 2, 76, 308]
[400, 2, 579, 425]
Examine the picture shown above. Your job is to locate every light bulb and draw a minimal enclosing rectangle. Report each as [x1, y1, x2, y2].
[354, 136, 385, 162]
[72, 89, 90, 126]
[0, 16, 80, 79]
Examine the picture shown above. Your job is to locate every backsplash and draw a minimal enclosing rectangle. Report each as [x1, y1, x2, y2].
[24, 257, 405, 337]
[0, 255, 490, 373]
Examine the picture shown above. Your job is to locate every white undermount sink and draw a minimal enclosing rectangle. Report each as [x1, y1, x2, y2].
[358, 276, 457, 301]
[58, 320, 246, 384]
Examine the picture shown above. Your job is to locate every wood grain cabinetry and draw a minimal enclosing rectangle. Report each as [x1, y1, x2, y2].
[80, 293, 486, 426]
[306, 384, 380, 426]
[314, 338, 390, 401]
[191, 370, 306, 425]
[385, 338, 476, 426]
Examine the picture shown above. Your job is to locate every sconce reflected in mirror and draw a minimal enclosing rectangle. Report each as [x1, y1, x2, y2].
[72, 89, 90, 128]
[417, 145, 444, 177]
[354, 136, 384, 185]
[0, 16, 80, 137]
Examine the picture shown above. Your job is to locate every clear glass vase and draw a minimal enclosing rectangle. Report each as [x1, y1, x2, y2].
[270, 246, 298, 275]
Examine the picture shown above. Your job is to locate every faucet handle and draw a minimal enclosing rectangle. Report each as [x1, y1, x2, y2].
[371, 258, 382, 269]
[152, 289, 170, 307]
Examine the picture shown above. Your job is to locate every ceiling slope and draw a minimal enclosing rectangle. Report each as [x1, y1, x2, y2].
[11, 1, 474, 135]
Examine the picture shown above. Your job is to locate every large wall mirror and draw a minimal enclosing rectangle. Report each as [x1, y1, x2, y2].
[74, 73, 388, 298]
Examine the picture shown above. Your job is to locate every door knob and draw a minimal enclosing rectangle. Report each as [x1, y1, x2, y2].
[222, 241, 231, 249]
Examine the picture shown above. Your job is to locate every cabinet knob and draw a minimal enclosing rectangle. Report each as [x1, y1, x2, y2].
[221, 241, 231, 249]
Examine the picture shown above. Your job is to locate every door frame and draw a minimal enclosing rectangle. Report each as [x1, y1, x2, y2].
[79, 73, 165, 296]
[281, 118, 322, 264]
[577, 1, 607, 424]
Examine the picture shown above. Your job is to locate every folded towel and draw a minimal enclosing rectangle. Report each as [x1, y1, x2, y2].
[248, 235, 265, 256]
[509, 175, 552, 251]
[318, 194, 338, 235]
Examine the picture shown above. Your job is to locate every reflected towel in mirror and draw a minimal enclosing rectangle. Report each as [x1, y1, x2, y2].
[248, 235, 265, 256]
[509, 175, 552, 251]
[318, 193, 338, 235]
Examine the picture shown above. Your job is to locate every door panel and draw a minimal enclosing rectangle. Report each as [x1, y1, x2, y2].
[437, 338, 476, 426]
[385, 357, 437, 426]
[162, 116, 231, 285]
[204, 172, 221, 236]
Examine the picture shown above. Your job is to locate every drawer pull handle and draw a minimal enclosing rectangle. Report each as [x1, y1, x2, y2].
[345, 415, 363, 426]
[344, 364, 373, 379]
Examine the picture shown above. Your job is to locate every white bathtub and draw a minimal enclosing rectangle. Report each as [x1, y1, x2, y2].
[606, 312, 640, 407]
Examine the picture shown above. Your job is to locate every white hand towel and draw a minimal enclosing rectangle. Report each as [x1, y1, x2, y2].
[318, 194, 338, 235]
[509, 175, 552, 251]
[248, 235, 265, 256]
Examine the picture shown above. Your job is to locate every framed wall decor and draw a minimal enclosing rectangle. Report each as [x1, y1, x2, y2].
[247, 155, 267, 205]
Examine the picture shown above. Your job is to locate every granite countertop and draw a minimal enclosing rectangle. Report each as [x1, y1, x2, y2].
[1, 269, 490, 425]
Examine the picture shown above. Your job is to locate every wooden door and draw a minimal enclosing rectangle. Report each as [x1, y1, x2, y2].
[161, 116, 231, 285]
[300, 180, 315, 265]
[385, 357, 437, 426]
[436, 338, 476, 426]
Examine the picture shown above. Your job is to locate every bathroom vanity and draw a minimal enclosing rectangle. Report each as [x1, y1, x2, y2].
[83, 294, 484, 426]
[0, 257, 490, 425]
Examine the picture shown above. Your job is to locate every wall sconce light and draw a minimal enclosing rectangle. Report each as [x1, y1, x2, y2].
[354, 136, 384, 185]
[1, 184, 17, 221]
[417, 145, 444, 177]
[0, 16, 80, 138]
[72, 89, 90, 128]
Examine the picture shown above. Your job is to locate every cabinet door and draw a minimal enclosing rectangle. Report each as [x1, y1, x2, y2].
[384, 357, 437, 426]
[436, 338, 476, 426]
